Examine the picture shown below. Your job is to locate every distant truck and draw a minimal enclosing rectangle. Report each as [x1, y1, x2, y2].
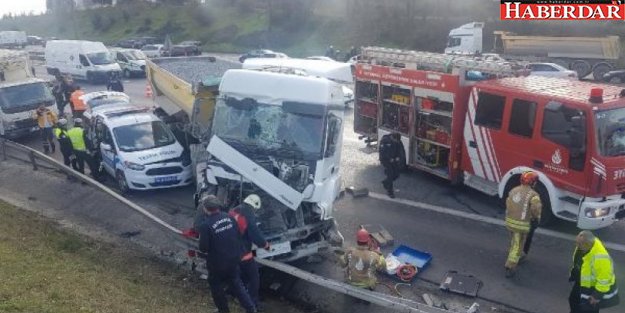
[146, 56, 345, 261]
[0, 49, 57, 138]
[445, 22, 622, 80]
[0, 31, 27, 49]
[45, 40, 122, 83]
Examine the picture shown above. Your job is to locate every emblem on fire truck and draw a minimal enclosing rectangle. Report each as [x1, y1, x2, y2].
[551, 149, 562, 165]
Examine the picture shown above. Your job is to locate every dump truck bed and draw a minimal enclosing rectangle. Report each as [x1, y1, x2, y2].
[497, 32, 621, 60]
[146, 56, 241, 116]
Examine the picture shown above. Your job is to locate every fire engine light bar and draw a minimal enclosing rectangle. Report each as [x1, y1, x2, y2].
[585, 207, 610, 218]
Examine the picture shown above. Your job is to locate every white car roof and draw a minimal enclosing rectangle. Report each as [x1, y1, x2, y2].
[105, 112, 157, 129]
[242, 58, 353, 84]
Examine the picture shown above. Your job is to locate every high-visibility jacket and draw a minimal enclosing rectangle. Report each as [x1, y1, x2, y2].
[54, 127, 73, 153]
[575, 238, 619, 307]
[67, 127, 86, 151]
[32, 109, 57, 128]
[505, 185, 542, 232]
[70, 90, 86, 111]
[341, 245, 386, 289]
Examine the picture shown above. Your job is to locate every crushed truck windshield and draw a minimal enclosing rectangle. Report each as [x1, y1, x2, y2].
[212, 98, 325, 159]
[87, 52, 114, 65]
[595, 107, 625, 157]
[0, 83, 54, 112]
[113, 121, 176, 152]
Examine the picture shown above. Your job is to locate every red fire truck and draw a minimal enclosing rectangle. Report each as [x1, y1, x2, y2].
[354, 47, 625, 229]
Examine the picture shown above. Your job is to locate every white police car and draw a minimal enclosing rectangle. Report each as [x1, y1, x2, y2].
[87, 104, 192, 193]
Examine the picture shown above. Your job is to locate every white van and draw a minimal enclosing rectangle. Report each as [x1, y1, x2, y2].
[0, 31, 27, 49]
[45, 40, 121, 83]
[87, 105, 192, 193]
[109, 48, 147, 78]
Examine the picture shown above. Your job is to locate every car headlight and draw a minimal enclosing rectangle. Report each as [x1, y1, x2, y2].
[124, 161, 145, 171]
[585, 207, 611, 218]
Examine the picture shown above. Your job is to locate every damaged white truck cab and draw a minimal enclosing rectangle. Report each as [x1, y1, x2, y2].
[196, 69, 346, 260]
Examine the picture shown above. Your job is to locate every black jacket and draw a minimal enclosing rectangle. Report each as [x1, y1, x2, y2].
[197, 211, 244, 270]
[107, 80, 124, 92]
[230, 203, 268, 254]
[379, 134, 404, 166]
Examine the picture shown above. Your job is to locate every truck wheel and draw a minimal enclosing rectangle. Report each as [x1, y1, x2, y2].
[116, 171, 130, 194]
[570, 60, 592, 79]
[592, 63, 613, 81]
[535, 183, 554, 227]
[500, 175, 521, 208]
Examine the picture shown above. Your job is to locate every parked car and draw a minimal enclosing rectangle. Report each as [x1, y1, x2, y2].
[179, 40, 201, 47]
[110, 48, 147, 78]
[239, 49, 288, 63]
[141, 44, 165, 58]
[27, 35, 44, 46]
[116, 39, 140, 49]
[137, 36, 159, 45]
[602, 69, 625, 84]
[306, 56, 336, 62]
[165, 45, 201, 57]
[526, 62, 578, 80]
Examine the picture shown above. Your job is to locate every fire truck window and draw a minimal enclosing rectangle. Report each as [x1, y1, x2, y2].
[508, 99, 536, 138]
[474, 92, 505, 129]
[541, 104, 586, 171]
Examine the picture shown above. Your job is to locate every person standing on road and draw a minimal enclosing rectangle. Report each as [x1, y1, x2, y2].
[379, 132, 404, 198]
[340, 229, 386, 290]
[54, 118, 73, 166]
[107, 72, 124, 92]
[569, 231, 619, 313]
[229, 194, 271, 311]
[32, 104, 57, 154]
[61, 75, 74, 114]
[197, 195, 257, 313]
[70, 86, 87, 119]
[52, 77, 66, 116]
[67, 118, 88, 174]
[504, 171, 542, 278]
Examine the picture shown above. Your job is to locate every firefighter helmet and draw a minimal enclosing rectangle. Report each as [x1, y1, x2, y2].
[520, 171, 539, 186]
[243, 194, 262, 210]
[356, 228, 370, 244]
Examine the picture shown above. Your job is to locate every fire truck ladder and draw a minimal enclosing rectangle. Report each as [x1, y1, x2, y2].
[361, 46, 524, 77]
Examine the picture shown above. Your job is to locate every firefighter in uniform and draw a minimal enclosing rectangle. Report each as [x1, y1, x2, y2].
[341, 229, 386, 289]
[54, 118, 73, 166]
[229, 194, 270, 310]
[379, 132, 404, 198]
[569, 231, 619, 313]
[504, 171, 542, 278]
[196, 195, 257, 313]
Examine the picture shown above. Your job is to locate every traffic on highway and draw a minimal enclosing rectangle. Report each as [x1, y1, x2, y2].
[1, 3, 625, 313]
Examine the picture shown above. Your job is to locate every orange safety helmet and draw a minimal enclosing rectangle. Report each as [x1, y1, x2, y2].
[356, 229, 370, 244]
[520, 171, 539, 185]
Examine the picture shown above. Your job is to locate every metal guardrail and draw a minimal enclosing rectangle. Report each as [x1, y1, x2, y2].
[0, 138, 449, 313]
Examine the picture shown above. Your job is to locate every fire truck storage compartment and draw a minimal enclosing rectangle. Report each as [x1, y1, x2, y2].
[355, 80, 379, 135]
[381, 84, 411, 135]
[413, 96, 452, 178]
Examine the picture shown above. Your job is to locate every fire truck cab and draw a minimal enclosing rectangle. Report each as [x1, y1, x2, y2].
[354, 47, 625, 229]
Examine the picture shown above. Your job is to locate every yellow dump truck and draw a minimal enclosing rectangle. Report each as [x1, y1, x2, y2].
[445, 22, 623, 80]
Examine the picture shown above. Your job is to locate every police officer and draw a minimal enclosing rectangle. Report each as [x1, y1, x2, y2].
[197, 195, 257, 313]
[341, 229, 386, 289]
[379, 132, 404, 198]
[229, 194, 271, 310]
[54, 118, 73, 166]
[67, 118, 88, 173]
[107, 72, 124, 92]
[504, 171, 542, 278]
[569, 231, 619, 313]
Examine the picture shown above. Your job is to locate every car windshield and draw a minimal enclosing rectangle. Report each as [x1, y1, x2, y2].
[86, 52, 114, 65]
[212, 98, 326, 160]
[595, 107, 625, 157]
[0, 83, 54, 112]
[127, 50, 146, 60]
[113, 121, 176, 152]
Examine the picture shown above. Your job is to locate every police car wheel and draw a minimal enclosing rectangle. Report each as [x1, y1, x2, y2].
[116, 171, 130, 194]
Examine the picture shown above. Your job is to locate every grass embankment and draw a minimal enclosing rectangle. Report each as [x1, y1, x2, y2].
[0, 200, 223, 313]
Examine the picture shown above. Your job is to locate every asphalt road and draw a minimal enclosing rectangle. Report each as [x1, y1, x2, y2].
[13, 60, 625, 313]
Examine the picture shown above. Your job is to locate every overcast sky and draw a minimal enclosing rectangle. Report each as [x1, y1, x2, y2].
[0, 0, 46, 17]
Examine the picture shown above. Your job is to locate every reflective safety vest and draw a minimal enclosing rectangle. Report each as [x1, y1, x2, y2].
[577, 238, 619, 304]
[505, 185, 542, 232]
[67, 127, 86, 151]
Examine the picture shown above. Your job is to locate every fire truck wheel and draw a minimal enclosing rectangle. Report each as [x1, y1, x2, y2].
[534, 183, 554, 227]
